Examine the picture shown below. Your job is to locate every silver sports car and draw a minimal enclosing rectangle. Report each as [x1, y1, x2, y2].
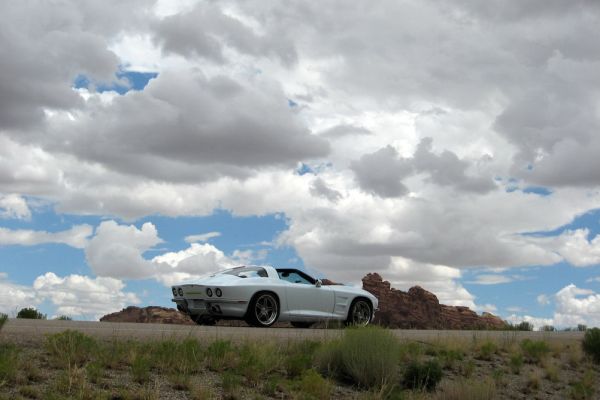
[171, 265, 378, 327]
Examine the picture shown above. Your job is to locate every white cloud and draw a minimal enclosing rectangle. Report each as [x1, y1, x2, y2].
[550, 229, 600, 267]
[468, 274, 513, 285]
[586, 276, 600, 283]
[85, 220, 162, 279]
[537, 294, 551, 306]
[553, 284, 600, 327]
[152, 242, 231, 286]
[0, 225, 93, 249]
[33, 272, 140, 320]
[0, 275, 38, 315]
[505, 314, 555, 330]
[185, 231, 221, 243]
[0, 194, 31, 219]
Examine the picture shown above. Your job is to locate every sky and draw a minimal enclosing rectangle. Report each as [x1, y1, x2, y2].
[1, 0, 600, 328]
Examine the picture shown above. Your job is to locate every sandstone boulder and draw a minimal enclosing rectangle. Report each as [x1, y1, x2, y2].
[100, 306, 195, 325]
[362, 273, 507, 329]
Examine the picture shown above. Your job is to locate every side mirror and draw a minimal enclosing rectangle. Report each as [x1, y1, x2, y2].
[315, 279, 322, 288]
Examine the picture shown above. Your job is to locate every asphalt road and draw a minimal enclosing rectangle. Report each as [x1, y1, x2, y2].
[1, 319, 585, 344]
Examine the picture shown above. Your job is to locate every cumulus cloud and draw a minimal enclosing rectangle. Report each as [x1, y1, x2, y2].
[549, 229, 600, 267]
[185, 232, 221, 243]
[0, 225, 93, 249]
[33, 272, 140, 320]
[152, 243, 232, 286]
[0, 275, 37, 315]
[0, 194, 31, 219]
[553, 284, 600, 327]
[85, 221, 162, 279]
[351, 138, 495, 198]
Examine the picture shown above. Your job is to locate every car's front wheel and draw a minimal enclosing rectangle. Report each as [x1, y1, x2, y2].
[246, 292, 279, 327]
[345, 298, 372, 326]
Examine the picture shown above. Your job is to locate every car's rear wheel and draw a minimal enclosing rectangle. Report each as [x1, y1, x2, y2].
[246, 292, 279, 327]
[291, 321, 314, 329]
[345, 298, 372, 326]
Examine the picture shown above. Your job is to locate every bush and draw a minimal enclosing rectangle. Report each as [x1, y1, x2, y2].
[16, 307, 46, 319]
[317, 326, 400, 389]
[45, 330, 97, 368]
[284, 340, 319, 378]
[520, 339, 550, 363]
[403, 359, 443, 391]
[56, 315, 72, 321]
[582, 327, 600, 364]
[509, 352, 523, 374]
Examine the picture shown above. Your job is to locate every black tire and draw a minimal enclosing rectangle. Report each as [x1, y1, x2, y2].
[345, 298, 372, 327]
[291, 321, 314, 329]
[193, 315, 217, 326]
[246, 292, 280, 327]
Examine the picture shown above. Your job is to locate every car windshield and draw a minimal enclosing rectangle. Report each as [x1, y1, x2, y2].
[221, 266, 268, 278]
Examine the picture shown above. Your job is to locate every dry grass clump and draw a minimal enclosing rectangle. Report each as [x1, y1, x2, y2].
[434, 378, 496, 400]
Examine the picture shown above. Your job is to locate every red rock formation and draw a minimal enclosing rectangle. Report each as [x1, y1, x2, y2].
[362, 273, 507, 329]
[100, 306, 195, 325]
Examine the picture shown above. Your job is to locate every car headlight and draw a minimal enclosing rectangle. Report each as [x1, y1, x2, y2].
[172, 288, 177, 297]
[215, 288, 222, 297]
[177, 288, 183, 296]
[206, 288, 213, 297]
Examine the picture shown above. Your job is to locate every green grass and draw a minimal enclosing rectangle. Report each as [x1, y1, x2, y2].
[297, 369, 332, 400]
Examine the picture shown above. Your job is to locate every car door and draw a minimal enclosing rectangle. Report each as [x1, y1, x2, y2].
[280, 271, 335, 318]
[286, 284, 335, 318]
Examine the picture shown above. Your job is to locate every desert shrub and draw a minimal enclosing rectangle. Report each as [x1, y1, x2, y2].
[190, 384, 216, 400]
[131, 354, 152, 384]
[297, 369, 332, 400]
[520, 339, 550, 363]
[403, 359, 443, 391]
[236, 342, 282, 386]
[17, 307, 46, 320]
[526, 370, 541, 392]
[85, 361, 103, 384]
[582, 327, 600, 364]
[0, 343, 19, 385]
[0, 314, 7, 331]
[205, 339, 237, 372]
[19, 385, 42, 399]
[284, 340, 319, 378]
[460, 359, 475, 378]
[434, 378, 496, 400]
[570, 370, 596, 400]
[221, 371, 243, 397]
[508, 352, 523, 374]
[477, 341, 498, 361]
[45, 330, 97, 368]
[317, 326, 400, 389]
[398, 341, 426, 362]
[543, 360, 560, 382]
[437, 347, 464, 369]
[95, 338, 129, 370]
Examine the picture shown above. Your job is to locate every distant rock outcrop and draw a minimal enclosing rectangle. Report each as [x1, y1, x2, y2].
[100, 306, 195, 325]
[362, 273, 507, 329]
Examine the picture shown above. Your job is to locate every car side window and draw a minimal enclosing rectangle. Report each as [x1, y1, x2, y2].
[278, 271, 312, 285]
